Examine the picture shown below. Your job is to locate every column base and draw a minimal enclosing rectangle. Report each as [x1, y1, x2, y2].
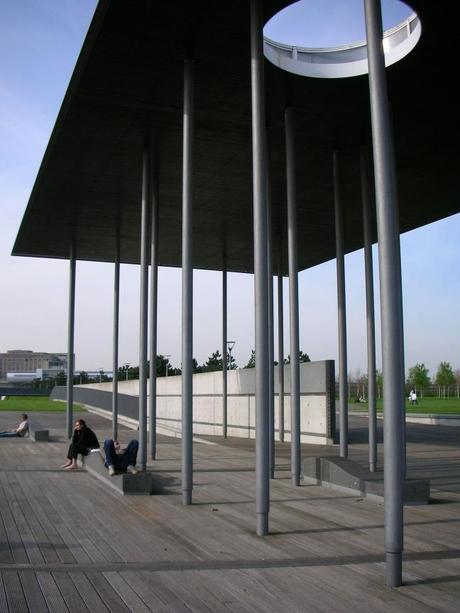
[257, 513, 268, 536]
[386, 551, 402, 587]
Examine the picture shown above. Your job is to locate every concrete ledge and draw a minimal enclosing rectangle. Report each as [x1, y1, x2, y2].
[80, 450, 153, 495]
[29, 421, 50, 442]
[302, 456, 430, 505]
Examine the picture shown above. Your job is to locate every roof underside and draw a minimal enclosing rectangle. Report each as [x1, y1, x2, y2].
[12, 0, 459, 275]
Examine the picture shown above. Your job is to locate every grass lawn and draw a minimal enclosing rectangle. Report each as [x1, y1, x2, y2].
[349, 396, 460, 415]
[0, 396, 86, 412]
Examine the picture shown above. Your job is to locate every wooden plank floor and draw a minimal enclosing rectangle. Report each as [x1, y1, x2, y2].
[1, 410, 459, 612]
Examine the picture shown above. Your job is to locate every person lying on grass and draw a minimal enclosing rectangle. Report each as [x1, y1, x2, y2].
[0, 413, 28, 438]
[103, 438, 139, 475]
[61, 418, 99, 470]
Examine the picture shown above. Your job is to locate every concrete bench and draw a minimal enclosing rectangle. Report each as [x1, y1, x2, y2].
[80, 449, 153, 495]
[28, 421, 50, 442]
[303, 456, 430, 505]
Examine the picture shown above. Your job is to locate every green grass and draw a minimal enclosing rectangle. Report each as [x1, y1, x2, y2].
[349, 396, 460, 415]
[0, 396, 86, 412]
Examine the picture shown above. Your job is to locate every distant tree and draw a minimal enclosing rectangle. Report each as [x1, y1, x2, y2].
[455, 369, 460, 398]
[355, 370, 368, 401]
[56, 370, 66, 386]
[245, 350, 256, 369]
[435, 362, 455, 397]
[192, 358, 203, 374]
[203, 350, 223, 373]
[376, 369, 383, 399]
[285, 350, 311, 364]
[407, 363, 430, 397]
[118, 366, 136, 381]
[76, 371, 89, 384]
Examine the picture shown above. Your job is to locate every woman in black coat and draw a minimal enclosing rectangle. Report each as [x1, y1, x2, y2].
[62, 419, 99, 469]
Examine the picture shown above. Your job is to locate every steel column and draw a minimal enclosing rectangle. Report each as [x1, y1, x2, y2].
[250, 0, 270, 535]
[266, 143, 275, 479]
[182, 59, 194, 506]
[66, 244, 76, 439]
[138, 146, 151, 471]
[112, 245, 120, 441]
[222, 265, 228, 438]
[365, 0, 406, 588]
[277, 269, 285, 442]
[333, 150, 349, 459]
[149, 168, 159, 460]
[285, 107, 301, 486]
[361, 148, 377, 472]
[268, 238, 275, 479]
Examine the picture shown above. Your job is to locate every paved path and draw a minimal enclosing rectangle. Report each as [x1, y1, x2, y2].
[0, 410, 459, 612]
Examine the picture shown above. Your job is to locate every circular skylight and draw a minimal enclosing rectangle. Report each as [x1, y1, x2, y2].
[263, 0, 421, 79]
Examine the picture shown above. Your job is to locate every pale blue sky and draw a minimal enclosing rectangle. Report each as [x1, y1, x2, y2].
[264, 0, 413, 46]
[1, 0, 458, 380]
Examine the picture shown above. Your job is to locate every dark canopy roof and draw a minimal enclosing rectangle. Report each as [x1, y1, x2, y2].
[12, 1, 459, 274]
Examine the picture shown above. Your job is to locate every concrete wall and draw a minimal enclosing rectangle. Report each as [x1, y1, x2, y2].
[54, 360, 335, 445]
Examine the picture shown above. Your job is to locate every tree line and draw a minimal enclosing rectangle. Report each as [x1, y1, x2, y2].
[119, 349, 311, 379]
[347, 361, 460, 399]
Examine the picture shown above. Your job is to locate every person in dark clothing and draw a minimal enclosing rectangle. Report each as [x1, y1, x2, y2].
[103, 438, 138, 475]
[61, 419, 99, 470]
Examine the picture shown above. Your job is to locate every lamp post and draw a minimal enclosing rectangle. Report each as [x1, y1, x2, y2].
[227, 341, 235, 370]
[99, 368, 103, 383]
[124, 363, 130, 381]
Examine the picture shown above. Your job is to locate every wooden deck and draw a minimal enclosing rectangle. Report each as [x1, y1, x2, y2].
[1, 410, 460, 612]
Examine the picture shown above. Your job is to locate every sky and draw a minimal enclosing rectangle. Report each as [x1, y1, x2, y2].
[0, 0, 459, 380]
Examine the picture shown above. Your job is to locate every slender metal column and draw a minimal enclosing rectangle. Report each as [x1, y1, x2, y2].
[361, 148, 377, 472]
[268, 232, 275, 478]
[250, 0, 270, 535]
[333, 150, 349, 459]
[222, 265, 228, 438]
[149, 168, 159, 460]
[182, 59, 194, 506]
[277, 269, 285, 442]
[139, 146, 151, 471]
[285, 107, 301, 486]
[112, 244, 120, 441]
[365, 0, 406, 588]
[66, 244, 76, 439]
[266, 141, 275, 479]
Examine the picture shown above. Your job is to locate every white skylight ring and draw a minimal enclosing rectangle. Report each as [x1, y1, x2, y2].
[263, 12, 421, 79]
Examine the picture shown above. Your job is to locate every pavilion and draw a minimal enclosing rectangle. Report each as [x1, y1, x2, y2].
[12, 0, 459, 587]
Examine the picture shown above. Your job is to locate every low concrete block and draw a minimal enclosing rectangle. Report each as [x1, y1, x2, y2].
[81, 450, 153, 495]
[302, 456, 430, 505]
[29, 422, 50, 442]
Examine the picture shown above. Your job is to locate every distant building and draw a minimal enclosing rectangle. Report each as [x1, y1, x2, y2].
[0, 349, 67, 382]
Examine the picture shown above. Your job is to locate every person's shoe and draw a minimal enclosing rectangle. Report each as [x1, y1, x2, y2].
[108, 465, 115, 476]
[127, 465, 138, 474]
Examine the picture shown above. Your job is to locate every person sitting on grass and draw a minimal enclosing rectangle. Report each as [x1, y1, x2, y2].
[0, 414, 29, 438]
[61, 418, 99, 470]
[103, 438, 139, 475]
